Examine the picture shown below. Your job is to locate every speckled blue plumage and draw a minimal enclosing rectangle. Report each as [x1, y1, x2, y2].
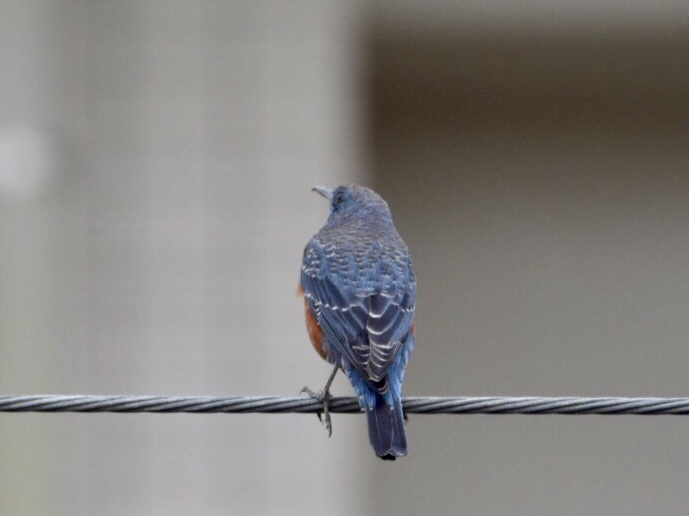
[301, 184, 416, 460]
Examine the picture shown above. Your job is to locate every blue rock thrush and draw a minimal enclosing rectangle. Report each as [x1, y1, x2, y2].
[299, 184, 416, 460]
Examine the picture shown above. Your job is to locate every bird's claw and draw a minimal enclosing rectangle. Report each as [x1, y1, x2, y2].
[301, 386, 333, 437]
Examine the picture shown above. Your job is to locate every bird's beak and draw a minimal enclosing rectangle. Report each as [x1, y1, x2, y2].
[312, 186, 334, 201]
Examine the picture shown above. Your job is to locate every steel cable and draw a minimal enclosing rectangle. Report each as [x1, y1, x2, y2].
[1, 395, 689, 415]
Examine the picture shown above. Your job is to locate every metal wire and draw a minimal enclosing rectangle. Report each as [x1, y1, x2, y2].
[1, 394, 689, 414]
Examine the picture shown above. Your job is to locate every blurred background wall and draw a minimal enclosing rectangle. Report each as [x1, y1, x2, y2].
[1, 1, 689, 515]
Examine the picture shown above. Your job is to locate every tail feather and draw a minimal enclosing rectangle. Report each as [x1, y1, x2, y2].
[366, 394, 407, 460]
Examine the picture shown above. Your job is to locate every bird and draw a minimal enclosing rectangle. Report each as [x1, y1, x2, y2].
[299, 184, 416, 460]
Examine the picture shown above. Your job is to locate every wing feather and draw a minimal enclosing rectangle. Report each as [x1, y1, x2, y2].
[301, 239, 415, 386]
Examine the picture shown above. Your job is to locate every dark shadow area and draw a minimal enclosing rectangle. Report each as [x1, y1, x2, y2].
[368, 31, 689, 139]
[365, 26, 689, 515]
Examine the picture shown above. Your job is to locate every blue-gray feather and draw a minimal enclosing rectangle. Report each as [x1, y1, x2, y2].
[301, 184, 416, 459]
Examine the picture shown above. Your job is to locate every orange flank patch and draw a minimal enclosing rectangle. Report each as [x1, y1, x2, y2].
[297, 282, 328, 360]
[304, 301, 327, 360]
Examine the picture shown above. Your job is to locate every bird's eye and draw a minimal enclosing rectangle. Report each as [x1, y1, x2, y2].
[335, 192, 344, 205]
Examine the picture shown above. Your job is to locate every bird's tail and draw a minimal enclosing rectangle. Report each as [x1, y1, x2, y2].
[366, 393, 407, 460]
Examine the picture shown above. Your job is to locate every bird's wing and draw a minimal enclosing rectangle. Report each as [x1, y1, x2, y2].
[363, 288, 415, 382]
[301, 241, 415, 383]
[301, 261, 368, 366]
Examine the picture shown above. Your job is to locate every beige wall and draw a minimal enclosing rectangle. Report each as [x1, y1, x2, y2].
[0, 2, 367, 515]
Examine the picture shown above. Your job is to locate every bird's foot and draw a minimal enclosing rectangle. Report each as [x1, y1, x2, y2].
[301, 386, 334, 437]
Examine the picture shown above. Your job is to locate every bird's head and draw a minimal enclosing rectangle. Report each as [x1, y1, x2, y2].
[312, 184, 393, 225]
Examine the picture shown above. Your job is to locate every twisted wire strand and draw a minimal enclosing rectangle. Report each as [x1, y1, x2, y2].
[1, 395, 689, 414]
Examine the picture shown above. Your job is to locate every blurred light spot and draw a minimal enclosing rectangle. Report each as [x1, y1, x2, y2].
[0, 126, 59, 199]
